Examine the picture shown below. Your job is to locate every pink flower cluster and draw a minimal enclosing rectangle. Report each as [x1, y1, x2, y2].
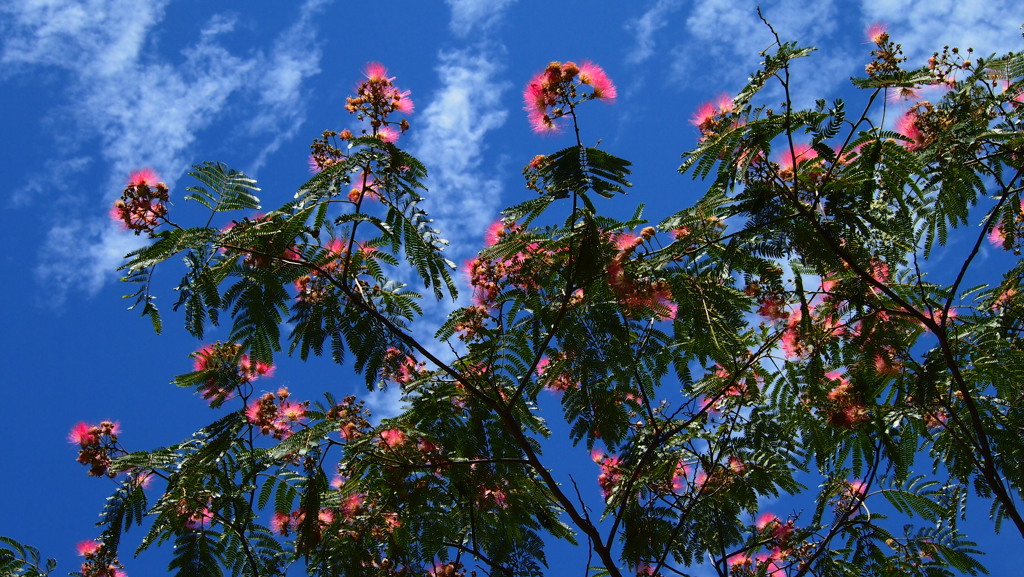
[592, 450, 623, 499]
[536, 353, 579, 393]
[69, 420, 121, 477]
[691, 94, 735, 143]
[110, 168, 168, 235]
[327, 395, 371, 442]
[293, 238, 347, 303]
[523, 60, 616, 132]
[823, 370, 870, 430]
[192, 342, 274, 406]
[987, 200, 1024, 249]
[75, 539, 126, 577]
[245, 387, 308, 439]
[606, 228, 677, 320]
[463, 220, 563, 309]
[345, 62, 413, 140]
[381, 347, 428, 386]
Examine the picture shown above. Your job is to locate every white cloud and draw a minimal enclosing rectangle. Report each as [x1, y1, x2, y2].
[34, 219, 146, 309]
[1, 0, 329, 306]
[247, 0, 330, 171]
[411, 49, 510, 258]
[859, 0, 1024, 62]
[665, 0, 862, 110]
[445, 0, 518, 37]
[0, 0, 170, 74]
[364, 386, 407, 423]
[11, 156, 91, 208]
[626, 0, 685, 64]
[680, 0, 839, 77]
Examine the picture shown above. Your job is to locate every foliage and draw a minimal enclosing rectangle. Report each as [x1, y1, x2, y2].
[24, 25, 1024, 577]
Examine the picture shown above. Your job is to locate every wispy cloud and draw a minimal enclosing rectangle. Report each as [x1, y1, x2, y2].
[445, 0, 518, 37]
[677, 0, 843, 87]
[625, 0, 684, 64]
[1, 0, 329, 307]
[411, 49, 509, 256]
[859, 0, 1024, 62]
[247, 0, 330, 171]
[657, 0, 866, 111]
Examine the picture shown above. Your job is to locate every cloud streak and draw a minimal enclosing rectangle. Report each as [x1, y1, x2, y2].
[411, 49, 509, 256]
[1, 0, 329, 307]
[859, 0, 1024, 62]
[625, 0, 684, 64]
[445, 0, 518, 37]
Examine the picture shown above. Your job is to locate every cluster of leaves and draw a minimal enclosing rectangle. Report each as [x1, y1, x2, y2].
[19, 23, 1024, 577]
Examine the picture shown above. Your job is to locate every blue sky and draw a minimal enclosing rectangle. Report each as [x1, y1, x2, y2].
[2, 0, 1024, 575]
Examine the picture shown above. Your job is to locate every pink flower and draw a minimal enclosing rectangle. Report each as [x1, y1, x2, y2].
[340, 493, 363, 518]
[536, 356, 550, 376]
[988, 224, 1006, 248]
[846, 479, 867, 498]
[380, 428, 407, 448]
[578, 61, 617, 101]
[279, 401, 306, 421]
[363, 62, 391, 83]
[485, 220, 507, 246]
[308, 154, 323, 174]
[994, 287, 1016, 310]
[69, 422, 99, 447]
[377, 126, 400, 143]
[727, 554, 751, 567]
[592, 451, 622, 499]
[127, 168, 160, 187]
[270, 511, 293, 535]
[76, 540, 100, 556]
[523, 60, 615, 132]
[690, 94, 733, 137]
[866, 22, 887, 44]
[895, 109, 927, 150]
[690, 101, 717, 128]
[776, 142, 817, 176]
[756, 512, 779, 530]
[671, 462, 691, 492]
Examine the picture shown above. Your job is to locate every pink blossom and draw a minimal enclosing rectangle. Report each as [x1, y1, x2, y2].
[866, 22, 887, 44]
[846, 479, 867, 498]
[340, 493, 363, 518]
[69, 422, 99, 447]
[270, 511, 292, 535]
[379, 428, 407, 448]
[690, 101, 717, 128]
[593, 452, 622, 498]
[776, 142, 817, 176]
[185, 506, 214, 530]
[279, 401, 306, 421]
[76, 540, 100, 556]
[308, 154, 323, 174]
[671, 462, 691, 492]
[523, 68, 560, 133]
[895, 109, 927, 150]
[127, 168, 160, 187]
[363, 62, 391, 83]
[690, 94, 734, 141]
[988, 224, 1006, 248]
[727, 553, 751, 567]
[578, 61, 617, 101]
[993, 287, 1016, 310]
[779, 308, 807, 358]
[756, 512, 779, 530]
[377, 126, 400, 143]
